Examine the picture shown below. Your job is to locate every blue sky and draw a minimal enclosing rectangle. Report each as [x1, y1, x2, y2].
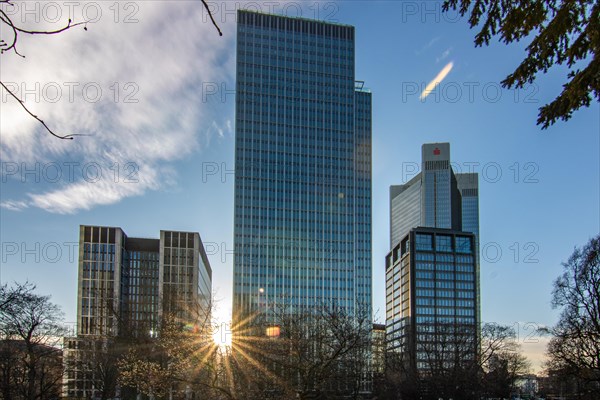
[1, 1, 598, 371]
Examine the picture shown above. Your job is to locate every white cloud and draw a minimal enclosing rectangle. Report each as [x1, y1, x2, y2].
[24, 162, 163, 214]
[0, 1, 234, 213]
[0, 200, 28, 211]
[416, 36, 441, 55]
[436, 47, 452, 63]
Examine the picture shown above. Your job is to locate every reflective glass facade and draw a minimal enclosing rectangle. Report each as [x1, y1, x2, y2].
[386, 228, 478, 372]
[126, 238, 160, 335]
[76, 226, 212, 336]
[79, 226, 124, 336]
[389, 143, 479, 247]
[390, 175, 422, 248]
[387, 144, 480, 379]
[160, 231, 212, 323]
[234, 10, 372, 321]
[456, 173, 480, 246]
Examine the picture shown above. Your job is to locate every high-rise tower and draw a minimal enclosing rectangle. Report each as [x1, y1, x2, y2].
[390, 143, 478, 248]
[386, 143, 480, 384]
[233, 10, 372, 322]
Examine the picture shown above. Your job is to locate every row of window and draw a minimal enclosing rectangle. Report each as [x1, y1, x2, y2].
[235, 120, 362, 133]
[415, 271, 474, 281]
[239, 14, 354, 40]
[415, 233, 473, 253]
[415, 289, 475, 299]
[239, 42, 353, 58]
[416, 280, 474, 289]
[416, 307, 475, 316]
[236, 134, 360, 146]
[416, 316, 475, 324]
[416, 298, 474, 307]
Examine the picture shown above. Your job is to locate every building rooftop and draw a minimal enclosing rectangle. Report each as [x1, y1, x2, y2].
[238, 8, 355, 29]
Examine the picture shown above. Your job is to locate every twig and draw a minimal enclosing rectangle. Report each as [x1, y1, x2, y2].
[201, 0, 223, 36]
[0, 0, 222, 141]
[0, 81, 88, 140]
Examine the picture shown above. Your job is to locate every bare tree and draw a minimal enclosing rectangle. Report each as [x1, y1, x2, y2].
[544, 234, 600, 399]
[479, 323, 531, 398]
[117, 296, 232, 399]
[0, 283, 66, 400]
[417, 322, 479, 400]
[63, 336, 125, 400]
[231, 301, 372, 400]
[383, 322, 530, 400]
[0, 282, 34, 312]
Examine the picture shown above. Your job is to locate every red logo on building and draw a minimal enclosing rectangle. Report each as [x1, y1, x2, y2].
[433, 147, 441, 155]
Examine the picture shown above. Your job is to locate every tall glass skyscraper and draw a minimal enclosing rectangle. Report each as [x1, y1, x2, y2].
[233, 10, 372, 322]
[390, 143, 478, 247]
[386, 143, 480, 383]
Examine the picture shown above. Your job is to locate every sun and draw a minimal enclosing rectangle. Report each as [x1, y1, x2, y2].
[212, 325, 232, 349]
[212, 314, 232, 350]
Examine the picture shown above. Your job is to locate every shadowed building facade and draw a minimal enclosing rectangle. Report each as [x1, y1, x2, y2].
[64, 225, 211, 399]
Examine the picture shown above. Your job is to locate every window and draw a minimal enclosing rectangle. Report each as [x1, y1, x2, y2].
[436, 235, 452, 252]
[416, 262, 434, 270]
[416, 234, 433, 251]
[456, 236, 472, 253]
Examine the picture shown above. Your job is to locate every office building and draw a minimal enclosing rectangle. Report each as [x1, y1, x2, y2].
[386, 143, 480, 379]
[76, 226, 211, 336]
[385, 228, 478, 366]
[64, 225, 212, 398]
[233, 10, 372, 322]
[390, 143, 480, 248]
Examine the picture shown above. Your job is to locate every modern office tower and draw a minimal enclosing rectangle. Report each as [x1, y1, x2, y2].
[233, 11, 372, 322]
[159, 230, 212, 324]
[64, 225, 212, 399]
[390, 143, 479, 248]
[456, 173, 480, 249]
[77, 226, 211, 336]
[386, 143, 480, 382]
[385, 228, 478, 368]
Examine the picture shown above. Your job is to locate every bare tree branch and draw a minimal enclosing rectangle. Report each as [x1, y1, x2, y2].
[0, 81, 88, 140]
[1, 0, 223, 140]
[201, 0, 223, 36]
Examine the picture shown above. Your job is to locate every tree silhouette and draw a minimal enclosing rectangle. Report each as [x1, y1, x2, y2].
[544, 234, 600, 399]
[443, 0, 599, 129]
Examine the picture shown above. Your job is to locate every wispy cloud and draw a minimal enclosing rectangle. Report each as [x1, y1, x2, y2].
[416, 36, 441, 55]
[0, 200, 28, 212]
[436, 47, 453, 63]
[1, 1, 234, 213]
[420, 62, 454, 100]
